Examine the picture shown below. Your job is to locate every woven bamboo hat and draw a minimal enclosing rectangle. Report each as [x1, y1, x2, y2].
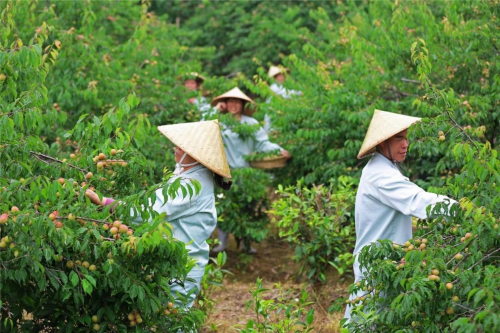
[157, 120, 231, 179]
[211, 87, 257, 116]
[179, 72, 206, 83]
[268, 66, 281, 78]
[357, 110, 421, 159]
[268, 65, 289, 78]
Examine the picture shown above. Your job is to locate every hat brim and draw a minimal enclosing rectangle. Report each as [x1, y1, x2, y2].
[357, 110, 421, 159]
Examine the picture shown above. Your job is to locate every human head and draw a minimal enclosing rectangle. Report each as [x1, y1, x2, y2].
[184, 79, 199, 91]
[274, 73, 286, 85]
[157, 120, 232, 180]
[376, 129, 409, 162]
[174, 146, 197, 164]
[226, 98, 244, 116]
[211, 87, 256, 116]
[357, 110, 421, 160]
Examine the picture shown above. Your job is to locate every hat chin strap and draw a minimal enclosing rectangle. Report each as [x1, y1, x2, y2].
[174, 152, 200, 175]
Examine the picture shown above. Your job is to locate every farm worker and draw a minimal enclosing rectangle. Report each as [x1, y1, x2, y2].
[344, 110, 457, 320]
[182, 72, 213, 117]
[85, 120, 232, 309]
[210, 87, 291, 254]
[265, 65, 302, 133]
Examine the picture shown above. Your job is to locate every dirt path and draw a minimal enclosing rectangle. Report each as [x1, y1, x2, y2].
[201, 236, 352, 332]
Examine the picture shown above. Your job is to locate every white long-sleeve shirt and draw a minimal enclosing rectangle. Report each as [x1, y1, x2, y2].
[352, 152, 455, 276]
[221, 115, 283, 169]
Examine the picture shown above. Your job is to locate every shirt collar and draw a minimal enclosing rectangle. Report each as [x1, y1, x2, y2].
[180, 164, 207, 175]
[372, 152, 401, 172]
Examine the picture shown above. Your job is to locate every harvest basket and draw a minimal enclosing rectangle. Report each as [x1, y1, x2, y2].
[250, 155, 287, 169]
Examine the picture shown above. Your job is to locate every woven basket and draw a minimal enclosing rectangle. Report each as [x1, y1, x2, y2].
[250, 155, 287, 169]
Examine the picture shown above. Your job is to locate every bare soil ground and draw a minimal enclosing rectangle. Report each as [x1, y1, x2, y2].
[201, 235, 352, 332]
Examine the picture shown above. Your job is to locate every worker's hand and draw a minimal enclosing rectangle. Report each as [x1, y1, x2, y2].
[85, 189, 106, 206]
[281, 149, 291, 159]
[215, 101, 227, 111]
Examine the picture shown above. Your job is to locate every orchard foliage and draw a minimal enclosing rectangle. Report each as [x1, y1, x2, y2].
[0, 2, 205, 332]
[0, 0, 499, 331]
[270, 177, 356, 283]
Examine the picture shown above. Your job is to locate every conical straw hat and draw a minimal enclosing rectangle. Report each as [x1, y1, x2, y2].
[178, 72, 206, 83]
[268, 66, 281, 78]
[211, 87, 257, 116]
[357, 110, 421, 159]
[268, 65, 289, 78]
[157, 120, 231, 179]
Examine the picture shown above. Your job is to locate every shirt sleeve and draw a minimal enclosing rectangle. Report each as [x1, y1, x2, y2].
[376, 174, 455, 219]
[254, 126, 283, 153]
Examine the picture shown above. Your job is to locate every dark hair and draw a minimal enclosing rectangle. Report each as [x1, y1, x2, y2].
[214, 174, 232, 190]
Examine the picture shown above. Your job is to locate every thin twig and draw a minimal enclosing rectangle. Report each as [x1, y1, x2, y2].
[467, 247, 500, 271]
[30, 151, 87, 174]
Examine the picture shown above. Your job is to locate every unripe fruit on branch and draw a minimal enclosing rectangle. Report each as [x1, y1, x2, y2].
[49, 213, 56, 221]
[68, 213, 75, 221]
[465, 232, 472, 239]
[110, 149, 117, 156]
[112, 220, 121, 228]
[58, 178, 65, 185]
[432, 269, 439, 275]
[446, 283, 453, 290]
[119, 224, 128, 233]
[167, 302, 174, 309]
[0, 214, 8, 224]
[11, 206, 19, 214]
[99, 153, 106, 160]
[89, 264, 97, 271]
[103, 224, 110, 231]
[91, 315, 99, 323]
[93, 324, 100, 331]
[70, 153, 76, 159]
[163, 309, 170, 316]
[110, 227, 118, 235]
[439, 135, 446, 141]
[452, 295, 459, 302]
[85, 172, 93, 180]
[446, 307, 454, 315]
[96, 162, 105, 170]
[82, 261, 90, 269]
[128, 313, 135, 321]
[455, 253, 463, 260]
[135, 317, 142, 324]
[66, 261, 74, 269]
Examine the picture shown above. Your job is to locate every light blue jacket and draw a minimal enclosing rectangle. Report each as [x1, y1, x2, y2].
[264, 83, 302, 133]
[222, 115, 283, 169]
[133, 164, 216, 308]
[345, 152, 455, 319]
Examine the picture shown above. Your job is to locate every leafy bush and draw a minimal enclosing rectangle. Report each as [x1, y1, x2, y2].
[236, 278, 315, 333]
[270, 177, 356, 283]
[0, 4, 204, 332]
[216, 168, 272, 248]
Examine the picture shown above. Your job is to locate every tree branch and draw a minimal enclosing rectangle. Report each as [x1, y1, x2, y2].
[30, 151, 88, 174]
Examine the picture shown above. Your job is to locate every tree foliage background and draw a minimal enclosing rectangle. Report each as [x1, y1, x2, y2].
[0, 0, 498, 331]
